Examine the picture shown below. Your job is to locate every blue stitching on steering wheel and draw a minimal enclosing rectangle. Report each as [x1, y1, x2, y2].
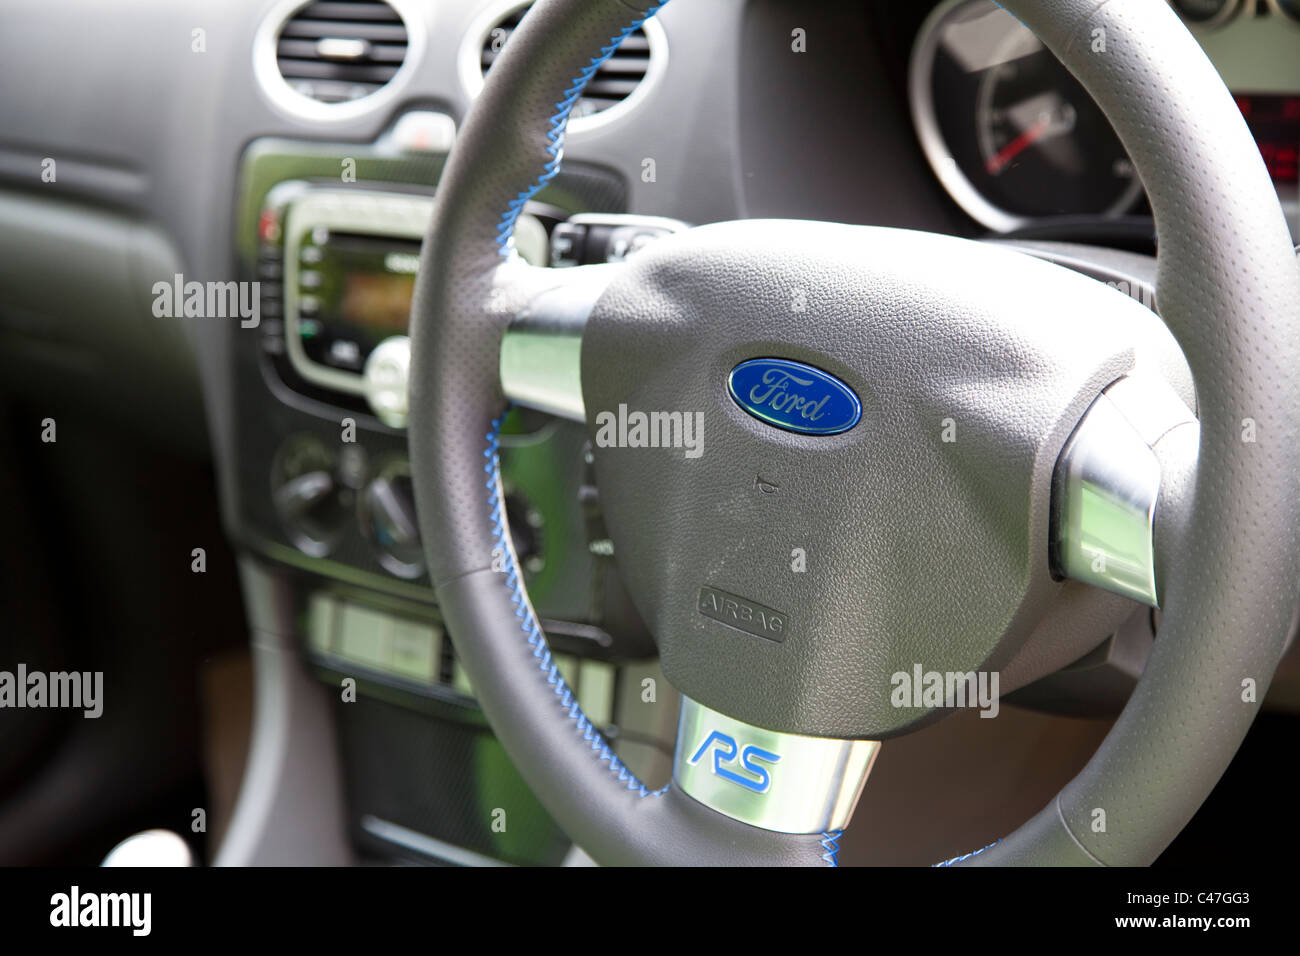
[485, 410, 668, 798]
[819, 830, 843, 867]
[483, 5, 839, 863]
[494, 1, 670, 254]
[933, 839, 1001, 867]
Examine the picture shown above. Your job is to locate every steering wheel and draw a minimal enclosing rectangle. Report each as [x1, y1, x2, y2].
[408, 0, 1300, 865]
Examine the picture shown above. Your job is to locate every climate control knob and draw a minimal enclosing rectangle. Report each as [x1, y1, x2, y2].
[359, 459, 424, 578]
[272, 435, 347, 557]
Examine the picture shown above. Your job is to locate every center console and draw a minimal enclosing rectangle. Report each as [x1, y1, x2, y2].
[225, 119, 680, 866]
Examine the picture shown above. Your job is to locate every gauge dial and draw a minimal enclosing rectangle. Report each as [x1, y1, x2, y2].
[910, 0, 1145, 232]
[1171, 0, 1240, 27]
[973, 45, 1141, 217]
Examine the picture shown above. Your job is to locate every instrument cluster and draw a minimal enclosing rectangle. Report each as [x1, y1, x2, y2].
[909, 0, 1300, 233]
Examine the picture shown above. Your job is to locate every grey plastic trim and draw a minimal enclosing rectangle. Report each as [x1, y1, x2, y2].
[214, 559, 353, 866]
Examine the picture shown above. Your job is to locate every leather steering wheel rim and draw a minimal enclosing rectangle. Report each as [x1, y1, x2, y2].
[408, 0, 1300, 866]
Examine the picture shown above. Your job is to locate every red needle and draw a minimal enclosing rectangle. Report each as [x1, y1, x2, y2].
[985, 115, 1051, 175]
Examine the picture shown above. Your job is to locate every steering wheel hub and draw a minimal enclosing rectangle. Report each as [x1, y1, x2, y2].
[582, 219, 1174, 738]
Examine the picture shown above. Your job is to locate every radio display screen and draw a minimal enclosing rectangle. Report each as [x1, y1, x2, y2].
[296, 232, 420, 374]
[1234, 93, 1300, 186]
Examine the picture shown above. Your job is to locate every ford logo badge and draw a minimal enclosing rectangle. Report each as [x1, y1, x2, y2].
[728, 358, 861, 435]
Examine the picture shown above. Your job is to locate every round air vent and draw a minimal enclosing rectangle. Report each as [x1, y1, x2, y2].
[462, 0, 667, 131]
[254, 0, 423, 121]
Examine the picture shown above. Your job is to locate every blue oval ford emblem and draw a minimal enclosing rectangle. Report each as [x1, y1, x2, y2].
[728, 358, 861, 435]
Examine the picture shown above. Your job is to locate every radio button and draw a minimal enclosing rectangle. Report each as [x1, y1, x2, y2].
[363, 335, 411, 428]
[329, 339, 363, 368]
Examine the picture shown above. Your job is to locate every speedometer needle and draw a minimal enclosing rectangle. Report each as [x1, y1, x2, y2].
[985, 116, 1051, 176]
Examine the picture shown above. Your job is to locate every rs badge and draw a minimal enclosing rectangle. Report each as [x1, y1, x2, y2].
[688, 730, 781, 794]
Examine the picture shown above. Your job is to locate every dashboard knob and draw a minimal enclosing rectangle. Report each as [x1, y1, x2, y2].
[271, 436, 347, 557]
[274, 470, 335, 518]
[360, 462, 424, 578]
[273, 470, 346, 556]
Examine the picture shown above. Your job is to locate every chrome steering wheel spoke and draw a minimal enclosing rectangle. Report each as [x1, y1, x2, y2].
[498, 214, 689, 421]
[497, 261, 619, 422]
[1050, 373, 1198, 608]
[673, 697, 881, 835]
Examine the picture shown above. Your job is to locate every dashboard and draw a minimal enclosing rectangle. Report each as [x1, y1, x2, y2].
[2, 0, 1299, 868]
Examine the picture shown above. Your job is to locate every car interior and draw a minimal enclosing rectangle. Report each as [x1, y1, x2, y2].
[2, 0, 1299, 870]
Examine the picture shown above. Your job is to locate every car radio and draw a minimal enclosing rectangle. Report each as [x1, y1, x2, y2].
[257, 184, 545, 425]
[277, 189, 507, 402]
[266, 185, 684, 425]
[287, 220, 420, 390]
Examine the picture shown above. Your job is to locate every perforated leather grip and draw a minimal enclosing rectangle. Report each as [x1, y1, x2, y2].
[966, 0, 1300, 866]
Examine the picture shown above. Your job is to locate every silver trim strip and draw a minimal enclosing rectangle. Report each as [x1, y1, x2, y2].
[673, 697, 879, 835]
[500, 273, 607, 421]
[500, 231, 688, 421]
[1051, 374, 1198, 607]
[499, 318, 586, 421]
[360, 815, 512, 867]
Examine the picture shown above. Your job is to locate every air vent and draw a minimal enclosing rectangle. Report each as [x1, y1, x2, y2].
[480, 4, 655, 121]
[274, 0, 410, 105]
